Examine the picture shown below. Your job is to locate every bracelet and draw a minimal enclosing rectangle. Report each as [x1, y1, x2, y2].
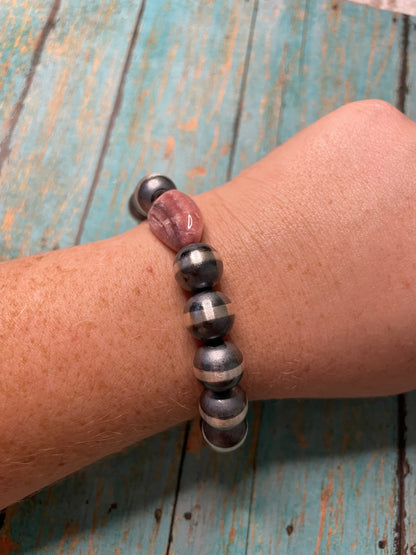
[130, 174, 248, 452]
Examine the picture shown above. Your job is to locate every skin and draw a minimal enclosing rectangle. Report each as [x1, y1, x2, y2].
[0, 99, 415, 510]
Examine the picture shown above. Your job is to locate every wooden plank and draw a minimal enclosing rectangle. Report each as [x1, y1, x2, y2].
[168, 408, 260, 555]
[0, 0, 54, 143]
[231, 0, 404, 173]
[231, 1, 405, 553]
[228, 0, 307, 167]
[404, 15, 415, 120]
[0, 0, 142, 260]
[249, 400, 397, 554]
[2, 430, 185, 554]
[401, 15, 416, 554]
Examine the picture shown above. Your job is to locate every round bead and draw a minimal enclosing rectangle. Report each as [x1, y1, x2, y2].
[148, 190, 204, 251]
[193, 340, 243, 391]
[199, 386, 248, 429]
[184, 290, 234, 341]
[201, 419, 248, 453]
[133, 174, 177, 217]
[174, 243, 223, 292]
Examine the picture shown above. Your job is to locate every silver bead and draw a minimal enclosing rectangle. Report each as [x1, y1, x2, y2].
[201, 419, 248, 453]
[199, 386, 248, 429]
[174, 243, 223, 292]
[132, 174, 177, 217]
[184, 290, 234, 341]
[193, 340, 243, 391]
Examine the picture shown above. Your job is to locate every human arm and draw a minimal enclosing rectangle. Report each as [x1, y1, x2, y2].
[1, 99, 415, 510]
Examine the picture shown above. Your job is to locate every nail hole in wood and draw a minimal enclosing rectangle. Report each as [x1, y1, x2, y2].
[286, 524, 294, 536]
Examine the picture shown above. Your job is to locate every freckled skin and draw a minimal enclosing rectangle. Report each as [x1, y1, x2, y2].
[1, 100, 416, 508]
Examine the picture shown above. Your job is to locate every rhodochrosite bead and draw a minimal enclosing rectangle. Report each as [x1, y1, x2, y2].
[148, 189, 203, 251]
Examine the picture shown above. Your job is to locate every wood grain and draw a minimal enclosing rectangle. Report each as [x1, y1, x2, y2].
[404, 15, 415, 120]
[0, 0, 142, 259]
[230, 0, 404, 174]
[0, 0, 54, 145]
[248, 400, 398, 554]
[168, 408, 261, 555]
[2, 430, 185, 553]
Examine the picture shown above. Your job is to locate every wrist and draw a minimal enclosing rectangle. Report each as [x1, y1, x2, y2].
[191, 187, 286, 402]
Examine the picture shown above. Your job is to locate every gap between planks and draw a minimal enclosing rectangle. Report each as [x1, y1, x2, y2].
[0, 0, 61, 178]
[394, 14, 410, 555]
[74, 0, 147, 246]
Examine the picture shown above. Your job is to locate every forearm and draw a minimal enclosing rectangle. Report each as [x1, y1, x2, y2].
[0, 221, 201, 510]
[0, 189, 283, 510]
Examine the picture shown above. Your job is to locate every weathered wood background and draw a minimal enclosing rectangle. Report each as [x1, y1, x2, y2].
[0, 0, 415, 553]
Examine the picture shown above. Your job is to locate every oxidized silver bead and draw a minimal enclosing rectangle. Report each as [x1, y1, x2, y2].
[184, 290, 234, 341]
[133, 174, 177, 217]
[199, 386, 248, 429]
[193, 340, 243, 391]
[201, 419, 248, 453]
[174, 243, 223, 292]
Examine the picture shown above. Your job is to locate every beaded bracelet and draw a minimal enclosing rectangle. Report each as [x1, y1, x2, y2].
[130, 174, 248, 452]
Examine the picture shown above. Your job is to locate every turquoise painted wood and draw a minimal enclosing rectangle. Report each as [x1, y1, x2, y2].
[2, 430, 185, 553]
[231, 0, 405, 168]
[168, 407, 261, 555]
[249, 400, 398, 554]
[0, 1, 54, 143]
[0, 0, 415, 553]
[79, 0, 254, 244]
[405, 15, 416, 121]
[0, 0, 142, 260]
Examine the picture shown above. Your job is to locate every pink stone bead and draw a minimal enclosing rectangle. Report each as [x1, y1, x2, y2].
[147, 189, 204, 251]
